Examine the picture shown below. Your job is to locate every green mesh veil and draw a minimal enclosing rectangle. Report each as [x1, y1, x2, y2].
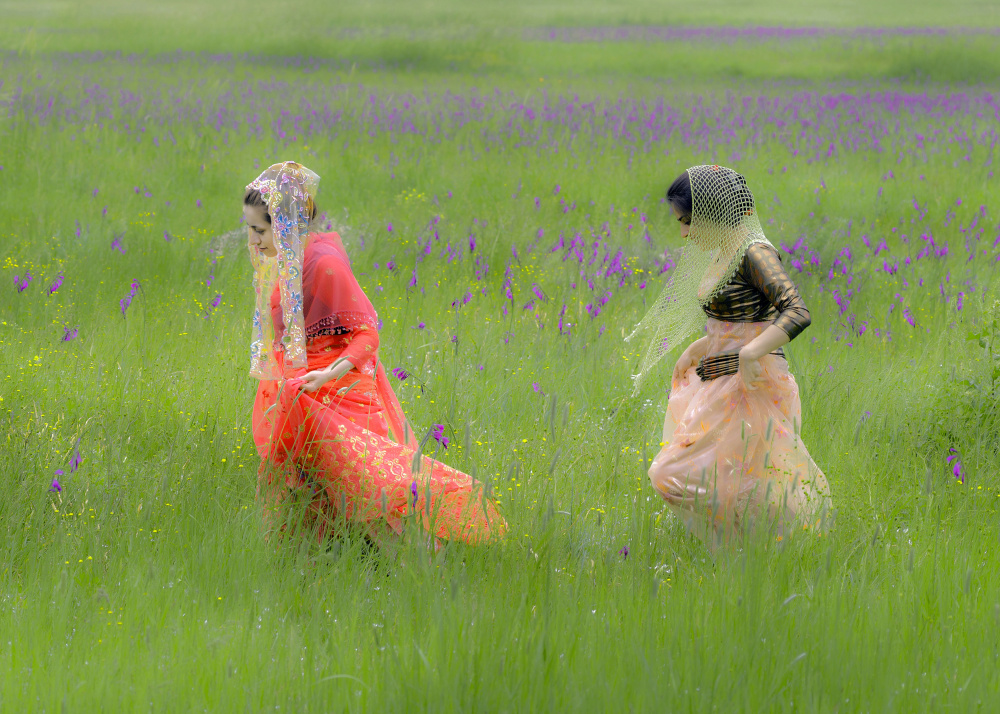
[626, 165, 773, 394]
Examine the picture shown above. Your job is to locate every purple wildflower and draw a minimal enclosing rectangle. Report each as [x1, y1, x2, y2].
[558, 304, 571, 335]
[120, 279, 140, 315]
[410, 480, 418, 508]
[431, 424, 449, 448]
[62, 325, 79, 342]
[69, 444, 83, 472]
[47, 274, 64, 295]
[111, 234, 126, 253]
[618, 545, 629, 560]
[14, 271, 32, 293]
[49, 471, 63, 493]
[408, 267, 418, 288]
[947, 448, 965, 483]
[392, 367, 409, 381]
[387, 222, 393, 233]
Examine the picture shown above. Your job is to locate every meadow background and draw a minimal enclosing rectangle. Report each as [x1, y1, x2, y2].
[3, 0, 1000, 710]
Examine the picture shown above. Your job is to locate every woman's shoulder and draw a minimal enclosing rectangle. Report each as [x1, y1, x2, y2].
[305, 231, 343, 252]
[744, 241, 779, 262]
[305, 233, 348, 264]
[740, 241, 783, 273]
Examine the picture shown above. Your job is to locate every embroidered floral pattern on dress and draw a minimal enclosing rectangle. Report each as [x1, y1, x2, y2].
[253, 332, 505, 544]
[307, 311, 378, 336]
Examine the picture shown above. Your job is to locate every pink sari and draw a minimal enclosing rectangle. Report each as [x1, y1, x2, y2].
[649, 320, 831, 543]
[252, 233, 505, 545]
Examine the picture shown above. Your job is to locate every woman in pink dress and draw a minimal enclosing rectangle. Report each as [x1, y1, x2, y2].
[243, 161, 505, 546]
[628, 165, 831, 546]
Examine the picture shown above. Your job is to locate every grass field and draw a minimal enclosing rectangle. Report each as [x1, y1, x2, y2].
[2, 1, 1000, 710]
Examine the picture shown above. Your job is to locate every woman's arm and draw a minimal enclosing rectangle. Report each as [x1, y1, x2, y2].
[738, 244, 810, 389]
[739, 323, 790, 385]
[297, 326, 379, 393]
[324, 357, 355, 382]
[743, 243, 811, 339]
[672, 335, 711, 386]
[336, 325, 379, 371]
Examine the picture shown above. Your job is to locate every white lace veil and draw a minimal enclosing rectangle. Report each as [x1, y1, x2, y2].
[246, 161, 320, 379]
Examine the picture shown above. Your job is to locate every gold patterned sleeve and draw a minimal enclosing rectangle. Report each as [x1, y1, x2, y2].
[743, 243, 812, 340]
[340, 325, 380, 371]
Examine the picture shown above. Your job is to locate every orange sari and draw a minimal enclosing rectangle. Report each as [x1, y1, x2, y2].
[251, 234, 505, 545]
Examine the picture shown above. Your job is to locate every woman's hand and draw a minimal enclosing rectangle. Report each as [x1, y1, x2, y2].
[672, 336, 709, 385]
[296, 358, 355, 393]
[737, 325, 790, 390]
[737, 349, 763, 390]
[297, 369, 333, 393]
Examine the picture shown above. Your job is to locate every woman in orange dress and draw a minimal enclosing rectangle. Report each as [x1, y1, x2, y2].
[243, 161, 505, 545]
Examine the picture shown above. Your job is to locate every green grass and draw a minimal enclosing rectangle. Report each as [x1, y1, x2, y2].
[6, 0, 1000, 82]
[3, 2, 1000, 711]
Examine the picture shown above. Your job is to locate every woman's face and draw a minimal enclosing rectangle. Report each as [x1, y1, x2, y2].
[243, 203, 277, 257]
[670, 203, 691, 240]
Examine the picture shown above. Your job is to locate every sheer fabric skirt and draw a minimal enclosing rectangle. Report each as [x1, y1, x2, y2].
[649, 320, 831, 543]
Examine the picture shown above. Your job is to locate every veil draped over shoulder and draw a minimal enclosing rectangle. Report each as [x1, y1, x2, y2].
[626, 165, 773, 393]
[246, 161, 319, 379]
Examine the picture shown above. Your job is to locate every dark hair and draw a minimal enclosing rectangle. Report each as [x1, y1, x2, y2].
[243, 188, 318, 223]
[666, 171, 692, 219]
[666, 167, 756, 225]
